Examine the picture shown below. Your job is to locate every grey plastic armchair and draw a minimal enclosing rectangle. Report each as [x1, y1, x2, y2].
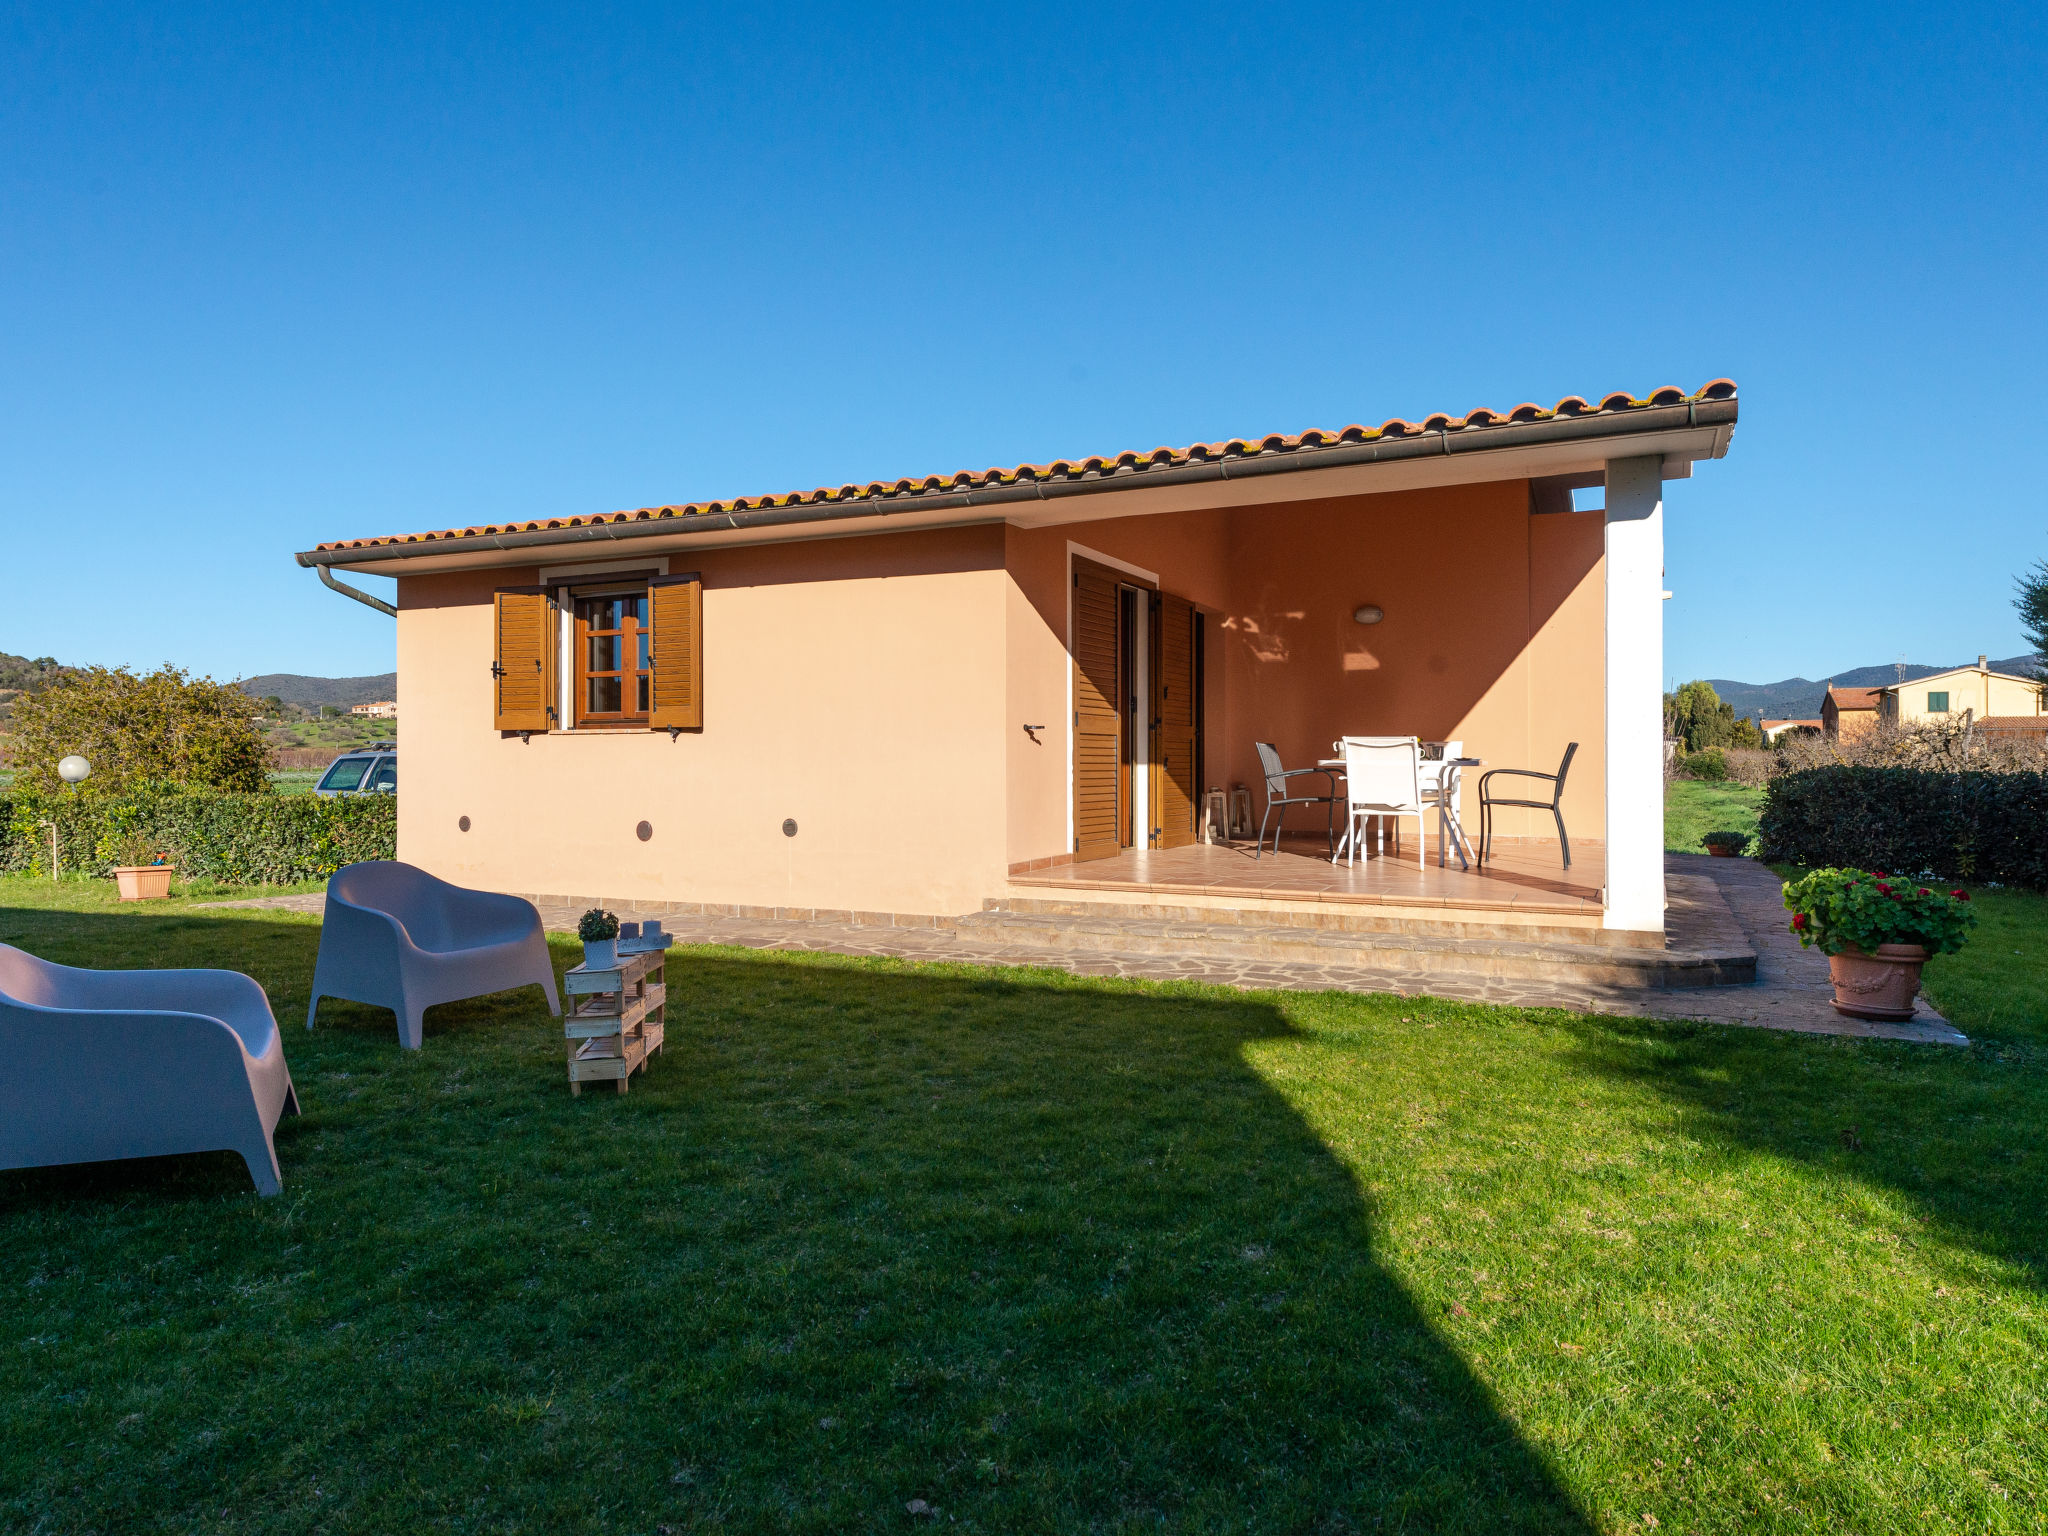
[0, 944, 299, 1196]
[307, 861, 561, 1049]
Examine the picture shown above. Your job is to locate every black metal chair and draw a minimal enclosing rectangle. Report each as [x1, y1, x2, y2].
[1477, 742, 1578, 868]
[1252, 742, 1340, 859]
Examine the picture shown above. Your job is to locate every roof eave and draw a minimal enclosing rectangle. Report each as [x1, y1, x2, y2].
[298, 395, 1736, 572]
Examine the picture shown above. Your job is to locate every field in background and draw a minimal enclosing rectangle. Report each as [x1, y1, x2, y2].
[1666, 779, 1766, 854]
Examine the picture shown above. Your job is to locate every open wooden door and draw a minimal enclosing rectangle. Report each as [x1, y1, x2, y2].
[1151, 593, 1200, 848]
[1071, 561, 1123, 861]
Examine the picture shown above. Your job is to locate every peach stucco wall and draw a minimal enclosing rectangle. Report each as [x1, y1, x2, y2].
[999, 481, 1607, 866]
[395, 526, 1012, 915]
[396, 480, 1605, 911]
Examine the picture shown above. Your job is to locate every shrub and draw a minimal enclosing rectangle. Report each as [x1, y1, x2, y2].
[1682, 748, 1730, 781]
[0, 785, 394, 885]
[1758, 766, 2048, 888]
[7, 665, 272, 794]
[1782, 866, 1975, 956]
[578, 908, 620, 942]
[1701, 829, 1751, 854]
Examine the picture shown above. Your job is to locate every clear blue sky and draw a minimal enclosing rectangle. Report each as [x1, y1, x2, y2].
[3, 3, 2043, 687]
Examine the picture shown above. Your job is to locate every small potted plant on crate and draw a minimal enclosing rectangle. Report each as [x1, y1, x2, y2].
[578, 908, 621, 971]
[1782, 867, 1975, 1020]
[1701, 830, 1750, 858]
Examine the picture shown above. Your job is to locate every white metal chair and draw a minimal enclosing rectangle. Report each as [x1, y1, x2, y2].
[1337, 737, 1427, 867]
[1421, 740, 1471, 869]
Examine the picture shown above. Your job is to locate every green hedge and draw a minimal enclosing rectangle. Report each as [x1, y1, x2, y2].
[1758, 766, 2048, 888]
[0, 787, 396, 885]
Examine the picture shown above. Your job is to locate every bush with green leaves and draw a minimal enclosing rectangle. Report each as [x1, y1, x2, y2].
[1782, 866, 1975, 956]
[1682, 748, 1730, 781]
[0, 785, 393, 884]
[5, 664, 271, 794]
[1759, 765, 2048, 887]
[578, 908, 620, 942]
[1700, 829, 1750, 854]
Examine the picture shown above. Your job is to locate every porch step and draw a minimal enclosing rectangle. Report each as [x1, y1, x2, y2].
[992, 890, 1650, 948]
[958, 903, 1755, 991]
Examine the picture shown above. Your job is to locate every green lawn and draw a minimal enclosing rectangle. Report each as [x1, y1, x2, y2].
[1665, 779, 1766, 854]
[2, 877, 2045, 1533]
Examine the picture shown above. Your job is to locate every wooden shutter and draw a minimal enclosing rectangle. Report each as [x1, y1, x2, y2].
[493, 588, 557, 732]
[648, 573, 703, 731]
[1151, 593, 1199, 849]
[1072, 563, 1123, 861]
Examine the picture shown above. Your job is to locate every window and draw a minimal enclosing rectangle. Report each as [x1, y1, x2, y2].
[319, 756, 371, 792]
[367, 757, 397, 792]
[1928, 691, 1950, 713]
[493, 573, 700, 733]
[575, 592, 651, 724]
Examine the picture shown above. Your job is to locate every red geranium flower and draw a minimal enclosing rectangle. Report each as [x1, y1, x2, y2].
[1791, 913, 1810, 931]
[1953, 890, 1970, 901]
[1876, 882, 1892, 894]
[1873, 871, 1888, 878]
[1919, 887, 1932, 896]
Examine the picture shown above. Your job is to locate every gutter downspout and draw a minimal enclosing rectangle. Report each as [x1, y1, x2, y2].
[317, 563, 398, 617]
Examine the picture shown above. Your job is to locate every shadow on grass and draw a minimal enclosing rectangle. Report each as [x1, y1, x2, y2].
[0, 901, 1591, 1534]
[1558, 1012, 2048, 1292]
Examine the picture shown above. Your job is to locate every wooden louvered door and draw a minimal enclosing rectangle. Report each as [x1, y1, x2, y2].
[1150, 593, 1200, 849]
[1071, 561, 1124, 862]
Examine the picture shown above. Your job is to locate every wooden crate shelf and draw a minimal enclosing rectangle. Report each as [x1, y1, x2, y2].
[561, 950, 666, 1096]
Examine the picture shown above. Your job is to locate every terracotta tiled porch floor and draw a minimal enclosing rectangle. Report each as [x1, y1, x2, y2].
[1010, 835, 1603, 916]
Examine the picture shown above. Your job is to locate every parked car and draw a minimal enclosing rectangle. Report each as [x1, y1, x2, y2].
[314, 743, 397, 798]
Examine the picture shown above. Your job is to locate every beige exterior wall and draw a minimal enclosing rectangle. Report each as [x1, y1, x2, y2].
[394, 480, 1612, 909]
[396, 526, 1012, 916]
[1885, 668, 2044, 724]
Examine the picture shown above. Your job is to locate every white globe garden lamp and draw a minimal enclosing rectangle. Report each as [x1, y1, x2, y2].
[57, 755, 92, 786]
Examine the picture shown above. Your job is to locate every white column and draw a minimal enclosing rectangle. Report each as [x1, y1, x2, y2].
[1604, 456, 1665, 932]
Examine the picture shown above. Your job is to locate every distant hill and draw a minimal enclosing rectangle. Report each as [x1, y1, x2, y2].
[1709, 655, 2041, 722]
[0, 652, 80, 695]
[239, 673, 398, 708]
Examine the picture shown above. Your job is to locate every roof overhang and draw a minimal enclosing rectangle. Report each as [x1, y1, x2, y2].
[300, 397, 1734, 578]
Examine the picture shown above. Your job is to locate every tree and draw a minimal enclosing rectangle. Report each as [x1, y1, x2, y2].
[1663, 679, 1745, 753]
[8, 665, 273, 794]
[2016, 557, 2048, 679]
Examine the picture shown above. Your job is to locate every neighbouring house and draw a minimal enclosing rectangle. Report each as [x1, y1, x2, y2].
[1760, 718, 1821, 742]
[1878, 656, 2045, 727]
[1977, 716, 2048, 743]
[1822, 685, 1882, 740]
[298, 380, 1739, 939]
[350, 700, 399, 718]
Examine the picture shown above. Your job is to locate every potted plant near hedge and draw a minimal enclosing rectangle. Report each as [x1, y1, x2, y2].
[1700, 830, 1750, 858]
[578, 908, 621, 971]
[1782, 867, 1975, 1020]
[108, 830, 175, 901]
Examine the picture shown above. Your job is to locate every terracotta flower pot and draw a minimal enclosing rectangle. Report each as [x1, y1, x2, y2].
[113, 865, 174, 901]
[1827, 943, 1929, 1021]
[1706, 845, 1740, 858]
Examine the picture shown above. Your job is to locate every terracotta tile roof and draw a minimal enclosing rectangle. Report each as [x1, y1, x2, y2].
[1761, 718, 1821, 729]
[1826, 687, 1883, 710]
[312, 379, 1737, 554]
[1977, 715, 2048, 732]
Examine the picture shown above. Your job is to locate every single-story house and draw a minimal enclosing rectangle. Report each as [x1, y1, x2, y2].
[299, 380, 1738, 939]
[1878, 656, 2045, 726]
[1821, 685, 1882, 740]
[350, 700, 399, 718]
[1759, 717, 1821, 742]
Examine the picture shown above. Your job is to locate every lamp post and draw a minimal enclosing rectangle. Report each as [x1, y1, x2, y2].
[47, 755, 90, 881]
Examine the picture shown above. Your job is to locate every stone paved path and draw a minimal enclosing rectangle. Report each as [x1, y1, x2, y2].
[201, 858, 1965, 1045]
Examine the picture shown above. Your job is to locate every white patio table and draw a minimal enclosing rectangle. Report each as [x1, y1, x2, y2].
[1320, 754, 1483, 869]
